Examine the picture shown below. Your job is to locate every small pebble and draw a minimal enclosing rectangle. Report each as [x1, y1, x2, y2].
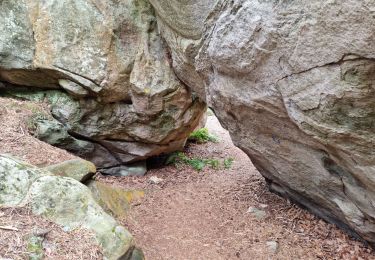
[247, 206, 267, 220]
[149, 176, 164, 184]
[266, 241, 279, 254]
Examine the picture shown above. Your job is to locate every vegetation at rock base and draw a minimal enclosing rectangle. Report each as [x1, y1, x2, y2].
[27, 235, 44, 260]
[167, 127, 232, 171]
[165, 151, 233, 171]
[188, 128, 219, 143]
[224, 158, 234, 169]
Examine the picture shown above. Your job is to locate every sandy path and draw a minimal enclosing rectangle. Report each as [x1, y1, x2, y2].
[106, 115, 373, 260]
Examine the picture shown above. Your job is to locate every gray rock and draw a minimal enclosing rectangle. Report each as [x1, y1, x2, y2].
[34, 118, 96, 159]
[122, 247, 145, 260]
[44, 159, 96, 182]
[148, 0, 217, 101]
[100, 161, 147, 177]
[58, 79, 88, 97]
[0, 0, 206, 169]
[3, 0, 375, 250]
[0, 154, 47, 206]
[0, 154, 135, 260]
[247, 207, 267, 220]
[149, 176, 164, 184]
[87, 180, 144, 218]
[266, 241, 279, 254]
[150, 0, 375, 246]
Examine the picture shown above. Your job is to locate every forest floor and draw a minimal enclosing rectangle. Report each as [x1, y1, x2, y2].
[1, 96, 374, 259]
[0, 97, 101, 260]
[101, 115, 374, 260]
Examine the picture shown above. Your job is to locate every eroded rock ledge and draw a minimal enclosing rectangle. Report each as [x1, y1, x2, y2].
[0, 0, 206, 171]
[149, 0, 375, 246]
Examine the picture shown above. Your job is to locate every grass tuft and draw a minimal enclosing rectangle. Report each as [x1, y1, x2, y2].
[166, 152, 233, 171]
[224, 158, 234, 169]
[188, 128, 219, 143]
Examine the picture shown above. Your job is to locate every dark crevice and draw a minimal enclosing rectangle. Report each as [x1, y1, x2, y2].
[109, 98, 133, 105]
[66, 130, 98, 143]
[66, 130, 123, 166]
[276, 53, 375, 84]
[98, 164, 123, 170]
[54, 65, 102, 92]
[146, 154, 171, 169]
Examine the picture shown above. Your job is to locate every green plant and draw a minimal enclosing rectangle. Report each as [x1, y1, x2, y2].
[165, 151, 187, 165]
[188, 158, 207, 171]
[166, 152, 221, 171]
[224, 158, 234, 169]
[206, 159, 220, 170]
[188, 128, 218, 143]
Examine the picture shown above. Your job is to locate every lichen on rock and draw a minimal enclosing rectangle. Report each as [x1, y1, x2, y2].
[0, 154, 138, 260]
[0, 0, 206, 172]
[149, 0, 375, 247]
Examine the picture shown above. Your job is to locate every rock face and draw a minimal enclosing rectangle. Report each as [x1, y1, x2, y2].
[2, 0, 375, 249]
[0, 154, 137, 260]
[44, 158, 96, 182]
[150, 0, 375, 246]
[88, 180, 144, 218]
[0, 0, 206, 170]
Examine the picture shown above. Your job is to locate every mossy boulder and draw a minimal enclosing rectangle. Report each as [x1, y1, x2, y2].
[0, 154, 140, 260]
[44, 159, 96, 182]
[0, 154, 51, 206]
[88, 181, 144, 218]
[29, 176, 133, 259]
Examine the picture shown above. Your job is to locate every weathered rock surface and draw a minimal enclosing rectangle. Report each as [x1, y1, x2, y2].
[0, 154, 138, 260]
[149, 0, 217, 101]
[100, 161, 147, 177]
[247, 207, 267, 220]
[0, 0, 206, 170]
[2, 0, 375, 249]
[150, 0, 375, 246]
[44, 158, 96, 182]
[88, 180, 144, 218]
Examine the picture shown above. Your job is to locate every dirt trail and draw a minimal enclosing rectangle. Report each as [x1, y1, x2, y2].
[1, 96, 373, 260]
[99, 115, 373, 260]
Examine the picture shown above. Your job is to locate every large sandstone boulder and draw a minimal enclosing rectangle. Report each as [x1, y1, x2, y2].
[0, 154, 138, 260]
[150, 0, 375, 246]
[0, 0, 206, 170]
